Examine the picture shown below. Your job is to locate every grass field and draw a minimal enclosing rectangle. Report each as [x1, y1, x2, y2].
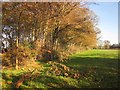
[64, 49, 118, 88]
[1, 49, 119, 88]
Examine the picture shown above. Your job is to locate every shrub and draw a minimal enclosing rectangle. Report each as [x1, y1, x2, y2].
[2, 44, 37, 68]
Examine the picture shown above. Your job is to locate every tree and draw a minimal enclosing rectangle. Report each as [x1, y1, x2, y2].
[2, 2, 100, 69]
[104, 40, 111, 49]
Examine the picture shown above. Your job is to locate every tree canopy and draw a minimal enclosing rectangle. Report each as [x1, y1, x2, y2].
[2, 2, 100, 69]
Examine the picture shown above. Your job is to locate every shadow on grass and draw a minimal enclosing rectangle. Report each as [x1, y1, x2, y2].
[23, 75, 77, 88]
[65, 56, 118, 70]
[64, 56, 118, 88]
[2, 71, 79, 89]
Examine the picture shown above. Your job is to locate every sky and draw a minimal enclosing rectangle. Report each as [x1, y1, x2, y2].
[89, 2, 118, 44]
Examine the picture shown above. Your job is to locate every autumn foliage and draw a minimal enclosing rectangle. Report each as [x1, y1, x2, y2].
[2, 44, 37, 67]
[2, 2, 100, 69]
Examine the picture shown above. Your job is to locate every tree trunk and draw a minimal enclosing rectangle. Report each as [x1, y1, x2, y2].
[32, 29, 35, 41]
[15, 11, 22, 70]
[15, 29, 19, 70]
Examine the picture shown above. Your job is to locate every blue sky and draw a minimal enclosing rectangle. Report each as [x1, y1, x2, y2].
[89, 2, 118, 44]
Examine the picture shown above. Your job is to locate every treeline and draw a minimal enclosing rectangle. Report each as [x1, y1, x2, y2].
[97, 40, 120, 49]
[2, 2, 100, 69]
[110, 43, 120, 49]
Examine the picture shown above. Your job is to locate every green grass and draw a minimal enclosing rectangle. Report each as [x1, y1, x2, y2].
[63, 49, 118, 88]
[65, 49, 118, 69]
[1, 49, 119, 88]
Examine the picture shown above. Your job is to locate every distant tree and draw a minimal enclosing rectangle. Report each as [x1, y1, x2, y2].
[104, 40, 111, 49]
[117, 43, 120, 48]
[97, 40, 104, 49]
[110, 43, 120, 49]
